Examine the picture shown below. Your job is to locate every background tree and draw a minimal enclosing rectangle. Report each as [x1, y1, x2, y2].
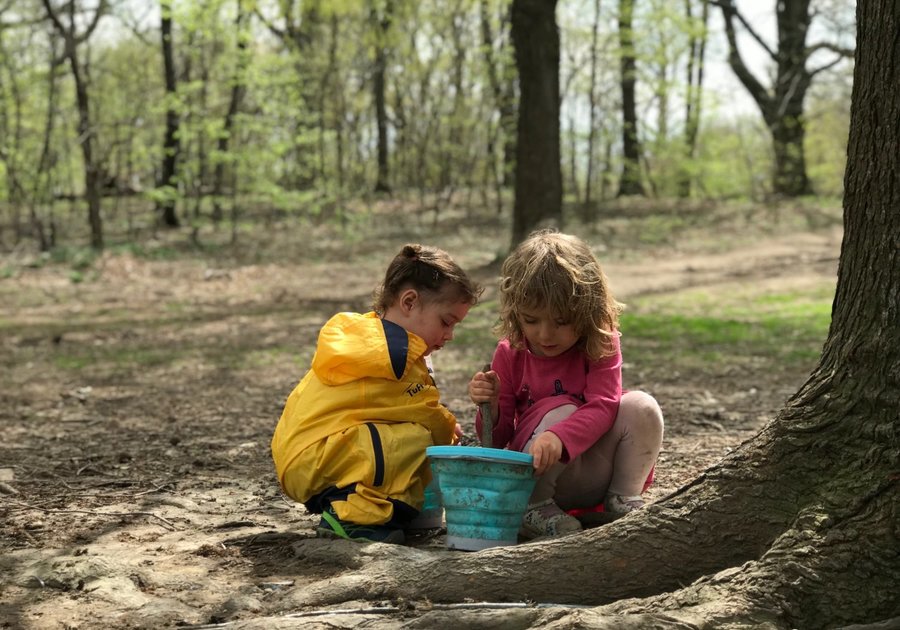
[480, 0, 517, 194]
[42, 0, 108, 249]
[581, 0, 602, 218]
[715, 0, 854, 198]
[156, 0, 181, 228]
[510, 0, 562, 247]
[273, 1, 899, 625]
[616, 0, 644, 196]
[211, 0, 248, 224]
[370, 0, 393, 193]
[677, 0, 708, 198]
[0, 0, 858, 252]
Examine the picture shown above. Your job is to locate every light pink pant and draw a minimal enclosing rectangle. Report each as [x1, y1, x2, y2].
[524, 391, 664, 510]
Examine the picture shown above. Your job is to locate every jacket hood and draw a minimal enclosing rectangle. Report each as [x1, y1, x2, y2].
[311, 311, 427, 386]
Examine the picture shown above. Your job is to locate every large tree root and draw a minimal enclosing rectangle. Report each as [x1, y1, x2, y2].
[235, 480, 895, 629]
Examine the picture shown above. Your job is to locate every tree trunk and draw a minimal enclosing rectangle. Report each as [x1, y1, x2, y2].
[371, 0, 392, 194]
[43, 0, 107, 249]
[255, 0, 322, 193]
[277, 2, 900, 625]
[718, 0, 824, 198]
[510, 0, 562, 248]
[0, 22, 29, 245]
[27, 36, 62, 252]
[677, 0, 708, 199]
[156, 0, 181, 228]
[582, 0, 602, 220]
[480, 0, 517, 190]
[212, 0, 248, 223]
[617, 0, 645, 197]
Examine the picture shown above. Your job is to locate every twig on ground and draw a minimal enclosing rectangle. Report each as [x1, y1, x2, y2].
[133, 480, 175, 497]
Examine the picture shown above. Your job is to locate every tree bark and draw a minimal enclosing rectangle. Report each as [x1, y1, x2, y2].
[510, 0, 562, 248]
[617, 0, 645, 197]
[156, 0, 181, 228]
[278, 1, 900, 625]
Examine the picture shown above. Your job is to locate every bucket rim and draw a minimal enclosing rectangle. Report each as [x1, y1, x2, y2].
[426, 445, 534, 466]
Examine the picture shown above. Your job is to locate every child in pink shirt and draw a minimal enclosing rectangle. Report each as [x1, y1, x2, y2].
[468, 230, 664, 539]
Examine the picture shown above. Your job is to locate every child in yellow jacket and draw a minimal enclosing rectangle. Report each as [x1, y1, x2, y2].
[272, 244, 481, 544]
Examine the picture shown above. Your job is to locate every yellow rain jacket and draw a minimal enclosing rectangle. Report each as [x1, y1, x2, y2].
[271, 311, 458, 525]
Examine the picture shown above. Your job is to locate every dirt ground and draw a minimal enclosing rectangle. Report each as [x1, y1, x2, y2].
[0, 205, 843, 628]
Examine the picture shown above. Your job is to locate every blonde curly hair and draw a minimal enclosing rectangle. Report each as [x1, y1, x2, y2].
[495, 229, 623, 360]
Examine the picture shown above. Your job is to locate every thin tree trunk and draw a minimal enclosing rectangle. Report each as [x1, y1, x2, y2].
[437, 0, 466, 193]
[678, 0, 708, 198]
[27, 37, 62, 251]
[481, 0, 518, 193]
[156, 0, 181, 228]
[617, 0, 645, 196]
[212, 0, 248, 223]
[582, 0, 602, 219]
[43, 0, 107, 249]
[0, 23, 29, 245]
[371, 0, 392, 194]
[567, 111, 579, 207]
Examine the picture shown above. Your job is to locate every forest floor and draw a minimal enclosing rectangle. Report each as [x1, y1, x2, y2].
[0, 199, 843, 629]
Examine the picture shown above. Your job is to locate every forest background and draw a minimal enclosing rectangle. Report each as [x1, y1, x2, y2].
[0, 0, 855, 255]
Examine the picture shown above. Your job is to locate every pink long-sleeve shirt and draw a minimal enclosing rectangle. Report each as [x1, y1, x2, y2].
[475, 335, 623, 462]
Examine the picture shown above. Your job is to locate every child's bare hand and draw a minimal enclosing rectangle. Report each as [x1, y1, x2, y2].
[529, 431, 563, 475]
[468, 370, 499, 405]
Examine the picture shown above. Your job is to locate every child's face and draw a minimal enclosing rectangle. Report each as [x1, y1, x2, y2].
[403, 296, 471, 355]
[517, 307, 579, 357]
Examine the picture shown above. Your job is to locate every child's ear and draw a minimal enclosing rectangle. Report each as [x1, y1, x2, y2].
[399, 288, 419, 313]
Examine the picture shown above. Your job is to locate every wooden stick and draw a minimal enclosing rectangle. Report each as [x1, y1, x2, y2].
[480, 363, 493, 448]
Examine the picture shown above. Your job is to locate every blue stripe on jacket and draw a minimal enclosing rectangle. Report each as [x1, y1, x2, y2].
[380, 318, 409, 380]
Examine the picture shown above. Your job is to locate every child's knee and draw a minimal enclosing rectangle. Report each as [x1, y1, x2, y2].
[620, 391, 664, 437]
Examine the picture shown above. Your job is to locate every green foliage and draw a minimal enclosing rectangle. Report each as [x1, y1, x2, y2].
[0, 0, 853, 254]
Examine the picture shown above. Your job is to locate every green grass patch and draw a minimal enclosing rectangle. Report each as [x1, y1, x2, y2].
[53, 346, 178, 371]
[622, 285, 833, 374]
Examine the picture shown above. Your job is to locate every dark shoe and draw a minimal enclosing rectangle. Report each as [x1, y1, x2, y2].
[605, 493, 645, 516]
[316, 507, 405, 544]
[519, 498, 582, 540]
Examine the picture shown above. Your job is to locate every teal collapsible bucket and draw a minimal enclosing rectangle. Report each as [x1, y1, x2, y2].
[426, 446, 536, 551]
[408, 474, 443, 529]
